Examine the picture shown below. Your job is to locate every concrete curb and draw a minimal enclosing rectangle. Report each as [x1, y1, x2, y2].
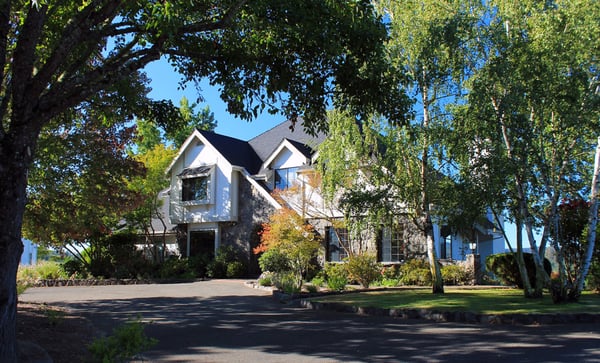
[298, 299, 600, 325]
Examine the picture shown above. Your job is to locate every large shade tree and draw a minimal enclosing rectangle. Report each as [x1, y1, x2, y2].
[0, 1, 401, 360]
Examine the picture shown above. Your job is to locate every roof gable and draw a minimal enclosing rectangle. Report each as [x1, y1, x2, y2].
[199, 131, 262, 174]
[260, 138, 310, 172]
[166, 120, 325, 176]
[248, 119, 326, 162]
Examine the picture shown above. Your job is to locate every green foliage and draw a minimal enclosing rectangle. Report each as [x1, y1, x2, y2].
[166, 97, 217, 149]
[273, 271, 302, 295]
[207, 245, 246, 278]
[310, 275, 326, 288]
[226, 262, 246, 279]
[60, 258, 87, 278]
[159, 258, 195, 280]
[88, 318, 157, 363]
[380, 265, 400, 280]
[587, 261, 600, 292]
[345, 254, 381, 288]
[485, 253, 552, 289]
[17, 280, 30, 296]
[84, 233, 150, 279]
[258, 248, 292, 273]
[257, 209, 321, 285]
[42, 305, 65, 326]
[186, 255, 211, 278]
[305, 284, 319, 293]
[310, 288, 600, 315]
[376, 278, 401, 287]
[324, 263, 348, 291]
[17, 261, 68, 282]
[398, 259, 432, 286]
[24, 117, 145, 248]
[550, 199, 600, 298]
[258, 272, 273, 287]
[441, 264, 469, 286]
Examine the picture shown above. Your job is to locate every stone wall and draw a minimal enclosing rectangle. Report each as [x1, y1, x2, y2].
[220, 176, 277, 274]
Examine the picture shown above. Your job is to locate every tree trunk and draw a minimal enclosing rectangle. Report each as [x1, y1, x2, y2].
[515, 219, 535, 298]
[425, 216, 444, 293]
[0, 142, 31, 362]
[420, 80, 443, 294]
[573, 137, 600, 299]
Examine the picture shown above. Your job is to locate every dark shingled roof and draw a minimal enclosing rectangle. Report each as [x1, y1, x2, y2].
[198, 130, 262, 174]
[248, 119, 326, 162]
[198, 119, 326, 175]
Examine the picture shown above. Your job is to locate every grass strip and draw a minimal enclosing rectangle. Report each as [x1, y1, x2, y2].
[308, 288, 600, 315]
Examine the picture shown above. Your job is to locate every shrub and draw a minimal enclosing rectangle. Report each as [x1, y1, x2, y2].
[88, 318, 157, 362]
[485, 252, 552, 289]
[187, 254, 210, 278]
[586, 260, 600, 292]
[226, 261, 246, 278]
[398, 259, 432, 286]
[377, 278, 400, 287]
[18, 261, 68, 282]
[345, 253, 381, 288]
[258, 272, 274, 287]
[17, 281, 30, 296]
[305, 284, 318, 293]
[61, 258, 87, 278]
[258, 248, 292, 273]
[380, 265, 400, 280]
[273, 271, 301, 294]
[324, 263, 348, 291]
[159, 258, 194, 279]
[207, 245, 246, 278]
[441, 264, 468, 286]
[310, 275, 325, 288]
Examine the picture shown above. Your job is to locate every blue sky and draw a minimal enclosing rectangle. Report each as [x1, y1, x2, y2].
[144, 59, 283, 141]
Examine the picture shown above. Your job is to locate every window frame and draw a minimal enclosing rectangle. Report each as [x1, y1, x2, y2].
[326, 226, 350, 262]
[381, 226, 406, 263]
[274, 167, 299, 190]
[179, 165, 214, 205]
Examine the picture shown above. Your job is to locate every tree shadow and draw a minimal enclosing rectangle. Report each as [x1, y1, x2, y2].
[38, 284, 600, 362]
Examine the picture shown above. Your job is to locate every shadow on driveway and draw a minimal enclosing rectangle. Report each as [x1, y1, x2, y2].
[21, 281, 600, 362]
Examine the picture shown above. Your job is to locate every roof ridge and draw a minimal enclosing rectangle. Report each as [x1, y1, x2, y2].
[248, 119, 294, 142]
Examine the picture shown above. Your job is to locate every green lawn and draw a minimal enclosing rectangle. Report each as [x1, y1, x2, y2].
[309, 288, 600, 315]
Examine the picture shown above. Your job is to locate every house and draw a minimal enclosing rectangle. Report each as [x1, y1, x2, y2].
[20, 239, 38, 265]
[165, 119, 504, 273]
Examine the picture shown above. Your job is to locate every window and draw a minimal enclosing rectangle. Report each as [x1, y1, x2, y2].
[179, 165, 213, 203]
[381, 227, 406, 262]
[326, 227, 349, 262]
[182, 176, 209, 202]
[274, 167, 298, 190]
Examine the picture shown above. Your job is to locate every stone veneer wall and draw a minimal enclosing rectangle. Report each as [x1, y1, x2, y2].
[220, 175, 277, 275]
[309, 215, 429, 263]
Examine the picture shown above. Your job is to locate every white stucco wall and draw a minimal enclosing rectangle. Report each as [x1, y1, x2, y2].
[169, 137, 237, 224]
[270, 147, 307, 169]
[20, 239, 38, 265]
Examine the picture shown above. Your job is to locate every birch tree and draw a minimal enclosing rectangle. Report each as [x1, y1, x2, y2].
[461, 0, 600, 298]
[369, 0, 481, 293]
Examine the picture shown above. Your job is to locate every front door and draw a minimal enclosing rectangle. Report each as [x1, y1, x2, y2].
[189, 230, 215, 259]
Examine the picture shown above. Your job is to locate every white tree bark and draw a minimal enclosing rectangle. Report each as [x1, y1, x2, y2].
[575, 137, 600, 295]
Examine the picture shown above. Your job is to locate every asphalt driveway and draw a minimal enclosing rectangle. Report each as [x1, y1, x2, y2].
[20, 280, 600, 362]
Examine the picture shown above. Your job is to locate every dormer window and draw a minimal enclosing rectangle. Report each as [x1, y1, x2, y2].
[274, 167, 298, 190]
[182, 176, 209, 202]
[179, 165, 214, 204]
